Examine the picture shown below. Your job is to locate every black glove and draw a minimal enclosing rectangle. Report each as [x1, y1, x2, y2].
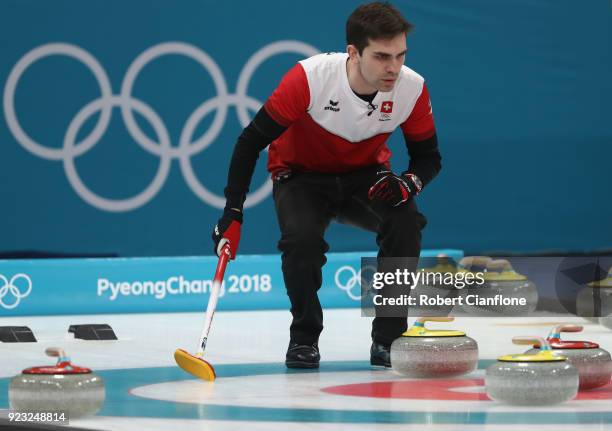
[367, 170, 422, 207]
[212, 208, 243, 259]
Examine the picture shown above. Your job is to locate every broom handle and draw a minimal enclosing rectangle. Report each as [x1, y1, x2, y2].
[196, 243, 231, 357]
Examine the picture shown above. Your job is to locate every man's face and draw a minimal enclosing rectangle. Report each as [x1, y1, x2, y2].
[356, 34, 407, 92]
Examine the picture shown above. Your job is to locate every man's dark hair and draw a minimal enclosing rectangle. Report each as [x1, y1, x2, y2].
[346, 2, 413, 55]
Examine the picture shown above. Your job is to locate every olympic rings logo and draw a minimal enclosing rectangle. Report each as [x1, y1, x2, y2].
[335, 266, 362, 301]
[334, 265, 377, 301]
[3, 41, 319, 212]
[0, 274, 32, 310]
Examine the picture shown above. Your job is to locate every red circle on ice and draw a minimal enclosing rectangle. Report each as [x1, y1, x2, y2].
[321, 378, 612, 401]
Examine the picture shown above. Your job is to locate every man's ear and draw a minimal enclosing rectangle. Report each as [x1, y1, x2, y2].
[346, 44, 359, 61]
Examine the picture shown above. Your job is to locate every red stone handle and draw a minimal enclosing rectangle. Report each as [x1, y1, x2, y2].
[553, 324, 583, 334]
[45, 347, 66, 358]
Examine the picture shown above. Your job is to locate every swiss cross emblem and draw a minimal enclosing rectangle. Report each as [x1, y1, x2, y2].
[381, 101, 393, 113]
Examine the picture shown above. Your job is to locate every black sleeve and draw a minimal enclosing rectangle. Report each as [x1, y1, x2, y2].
[223, 107, 287, 210]
[403, 132, 442, 187]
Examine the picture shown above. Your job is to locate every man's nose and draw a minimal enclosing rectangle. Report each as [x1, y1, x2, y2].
[386, 58, 401, 74]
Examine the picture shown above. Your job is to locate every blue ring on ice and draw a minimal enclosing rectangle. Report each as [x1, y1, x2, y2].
[2, 360, 612, 424]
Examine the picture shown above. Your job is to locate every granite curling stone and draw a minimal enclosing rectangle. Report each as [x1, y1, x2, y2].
[456, 256, 492, 274]
[390, 317, 478, 377]
[9, 347, 105, 418]
[460, 258, 538, 316]
[411, 255, 460, 316]
[524, 324, 611, 390]
[576, 269, 612, 323]
[486, 336, 579, 405]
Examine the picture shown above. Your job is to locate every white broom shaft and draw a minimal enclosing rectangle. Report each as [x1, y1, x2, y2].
[197, 280, 221, 355]
[196, 243, 231, 356]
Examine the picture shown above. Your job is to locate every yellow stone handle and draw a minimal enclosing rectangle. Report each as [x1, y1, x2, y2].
[487, 259, 513, 271]
[459, 256, 492, 267]
[513, 336, 550, 350]
[45, 347, 67, 358]
[417, 317, 454, 324]
[436, 254, 451, 263]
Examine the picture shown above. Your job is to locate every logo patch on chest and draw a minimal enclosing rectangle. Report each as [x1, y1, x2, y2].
[379, 101, 393, 121]
[324, 99, 340, 112]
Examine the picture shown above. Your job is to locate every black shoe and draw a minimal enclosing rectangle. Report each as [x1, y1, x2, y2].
[370, 342, 391, 368]
[286, 342, 320, 369]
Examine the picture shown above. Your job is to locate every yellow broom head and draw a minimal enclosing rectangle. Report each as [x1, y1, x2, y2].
[174, 348, 216, 381]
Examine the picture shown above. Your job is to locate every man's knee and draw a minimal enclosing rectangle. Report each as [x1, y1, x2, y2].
[279, 232, 328, 294]
[278, 231, 329, 258]
[384, 206, 427, 237]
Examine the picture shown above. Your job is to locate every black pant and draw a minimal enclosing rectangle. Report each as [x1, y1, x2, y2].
[272, 165, 427, 347]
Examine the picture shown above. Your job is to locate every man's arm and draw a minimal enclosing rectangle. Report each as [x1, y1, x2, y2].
[212, 63, 309, 257]
[405, 133, 441, 188]
[224, 108, 286, 211]
[401, 83, 442, 189]
[224, 62, 310, 211]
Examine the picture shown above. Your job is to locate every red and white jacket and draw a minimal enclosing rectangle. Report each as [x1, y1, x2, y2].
[264, 52, 436, 174]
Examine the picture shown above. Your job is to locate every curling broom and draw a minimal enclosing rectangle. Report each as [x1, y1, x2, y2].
[174, 242, 231, 381]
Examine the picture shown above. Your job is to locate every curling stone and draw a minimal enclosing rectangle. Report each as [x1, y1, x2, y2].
[9, 347, 105, 417]
[576, 269, 612, 323]
[390, 317, 478, 377]
[455, 256, 491, 294]
[486, 336, 579, 405]
[457, 256, 492, 273]
[460, 259, 538, 316]
[524, 324, 612, 390]
[412, 255, 460, 316]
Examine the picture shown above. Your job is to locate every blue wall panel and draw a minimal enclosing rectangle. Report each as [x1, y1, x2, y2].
[1, 1, 610, 256]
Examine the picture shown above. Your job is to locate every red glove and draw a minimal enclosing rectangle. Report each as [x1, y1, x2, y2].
[368, 170, 422, 207]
